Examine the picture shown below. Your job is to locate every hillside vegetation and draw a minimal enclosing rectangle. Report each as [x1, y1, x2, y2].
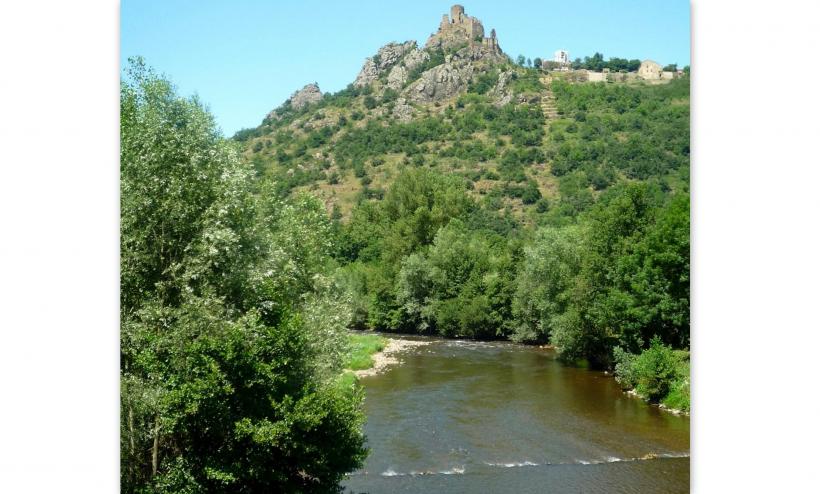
[236, 68, 688, 226]
[233, 31, 690, 409]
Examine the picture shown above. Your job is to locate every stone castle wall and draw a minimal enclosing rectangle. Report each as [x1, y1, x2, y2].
[428, 5, 499, 53]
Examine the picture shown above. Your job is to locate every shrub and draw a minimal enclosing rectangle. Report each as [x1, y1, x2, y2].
[354, 163, 366, 178]
[662, 369, 690, 412]
[614, 337, 689, 405]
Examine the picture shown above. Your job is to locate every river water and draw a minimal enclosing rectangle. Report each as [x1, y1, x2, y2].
[343, 336, 689, 493]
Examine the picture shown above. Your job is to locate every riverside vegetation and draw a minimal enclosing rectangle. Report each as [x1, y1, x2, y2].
[121, 60, 367, 493]
[122, 7, 689, 493]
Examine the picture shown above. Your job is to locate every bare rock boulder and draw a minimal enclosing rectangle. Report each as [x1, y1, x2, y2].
[289, 83, 323, 110]
[354, 41, 417, 87]
[490, 70, 514, 106]
[387, 65, 408, 90]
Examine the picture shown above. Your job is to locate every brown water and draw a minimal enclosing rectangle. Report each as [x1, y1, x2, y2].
[344, 336, 689, 493]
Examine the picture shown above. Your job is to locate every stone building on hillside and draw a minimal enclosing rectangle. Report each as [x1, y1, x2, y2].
[638, 60, 662, 80]
[441, 5, 484, 38]
[427, 5, 502, 54]
[482, 28, 500, 51]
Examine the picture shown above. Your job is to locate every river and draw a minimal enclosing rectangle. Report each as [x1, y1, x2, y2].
[343, 336, 689, 493]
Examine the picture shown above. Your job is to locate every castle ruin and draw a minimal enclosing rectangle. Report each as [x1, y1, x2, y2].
[427, 5, 501, 54]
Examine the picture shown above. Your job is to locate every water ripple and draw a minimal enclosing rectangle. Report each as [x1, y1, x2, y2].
[373, 452, 689, 478]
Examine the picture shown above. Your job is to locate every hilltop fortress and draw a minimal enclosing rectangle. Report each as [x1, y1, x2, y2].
[426, 5, 501, 54]
[280, 4, 683, 123]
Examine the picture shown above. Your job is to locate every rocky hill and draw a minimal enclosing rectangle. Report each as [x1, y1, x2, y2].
[234, 4, 689, 226]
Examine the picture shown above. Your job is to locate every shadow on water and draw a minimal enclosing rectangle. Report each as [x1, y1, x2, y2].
[344, 336, 689, 494]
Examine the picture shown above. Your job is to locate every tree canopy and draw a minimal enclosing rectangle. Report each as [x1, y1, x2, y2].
[121, 58, 366, 494]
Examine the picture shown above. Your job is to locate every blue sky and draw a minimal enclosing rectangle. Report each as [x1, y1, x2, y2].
[121, 0, 690, 136]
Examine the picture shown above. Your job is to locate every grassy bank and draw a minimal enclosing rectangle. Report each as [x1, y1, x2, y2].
[337, 333, 389, 388]
[346, 333, 388, 370]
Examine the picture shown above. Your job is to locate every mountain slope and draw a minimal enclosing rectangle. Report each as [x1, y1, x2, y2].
[231, 6, 690, 403]
[234, 5, 689, 227]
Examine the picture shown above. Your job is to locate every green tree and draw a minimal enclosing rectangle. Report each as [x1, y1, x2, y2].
[607, 194, 690, 349]
[380, 168, 474, 263]
[512, 227, 581, 342]
[121, 58, 366, 494]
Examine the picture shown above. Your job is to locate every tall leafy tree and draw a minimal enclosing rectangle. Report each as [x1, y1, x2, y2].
[512, 226, 581, 343]
[121, 58, 365, 494]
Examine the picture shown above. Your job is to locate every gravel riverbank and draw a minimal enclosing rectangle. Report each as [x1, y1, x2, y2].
[353, 338, 433, 378]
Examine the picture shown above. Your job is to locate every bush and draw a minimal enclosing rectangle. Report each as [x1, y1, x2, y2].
[614, 337, 689, 407]
[662, 369, 690, 412]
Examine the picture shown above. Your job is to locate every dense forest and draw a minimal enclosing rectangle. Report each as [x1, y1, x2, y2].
[121, 36, 690, 490]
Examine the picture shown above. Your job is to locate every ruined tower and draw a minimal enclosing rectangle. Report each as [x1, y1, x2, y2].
[440, 14, 450, 30]
[451, 5, 465, 23]
[427, 5, 502, 55]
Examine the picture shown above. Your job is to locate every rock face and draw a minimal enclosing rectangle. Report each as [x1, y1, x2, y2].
[351, 7, 505, 104]
[354, 41, 417, 87]
[406, 57, 474, 103]
[489, 69, 514, 106]
[404, 49, 431, 72]
[386, 49, 431, 90]
[403, 45, 506, 104]
[289, 83, 322, 110]
[391, 98, 415, 122]
[386, 65, 408, 90]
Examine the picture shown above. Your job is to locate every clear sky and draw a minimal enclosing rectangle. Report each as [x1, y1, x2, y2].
[121, 0, 690, 136]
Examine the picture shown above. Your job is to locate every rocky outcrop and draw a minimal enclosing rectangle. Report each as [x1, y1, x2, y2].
[391, 98, 416, 122]
[386, 65, 408, 90]
[404, 44, 506, 104]
[386, 49, 431, 90]
[404, 49, 431, 73]
[490, 69, 514, 106]
[458, 44, 506, 63]
[265, 83, 322, 121]
[405, 56, 474, 103]
[289, 83, 322, 110]
[354, 41, 417, 87]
